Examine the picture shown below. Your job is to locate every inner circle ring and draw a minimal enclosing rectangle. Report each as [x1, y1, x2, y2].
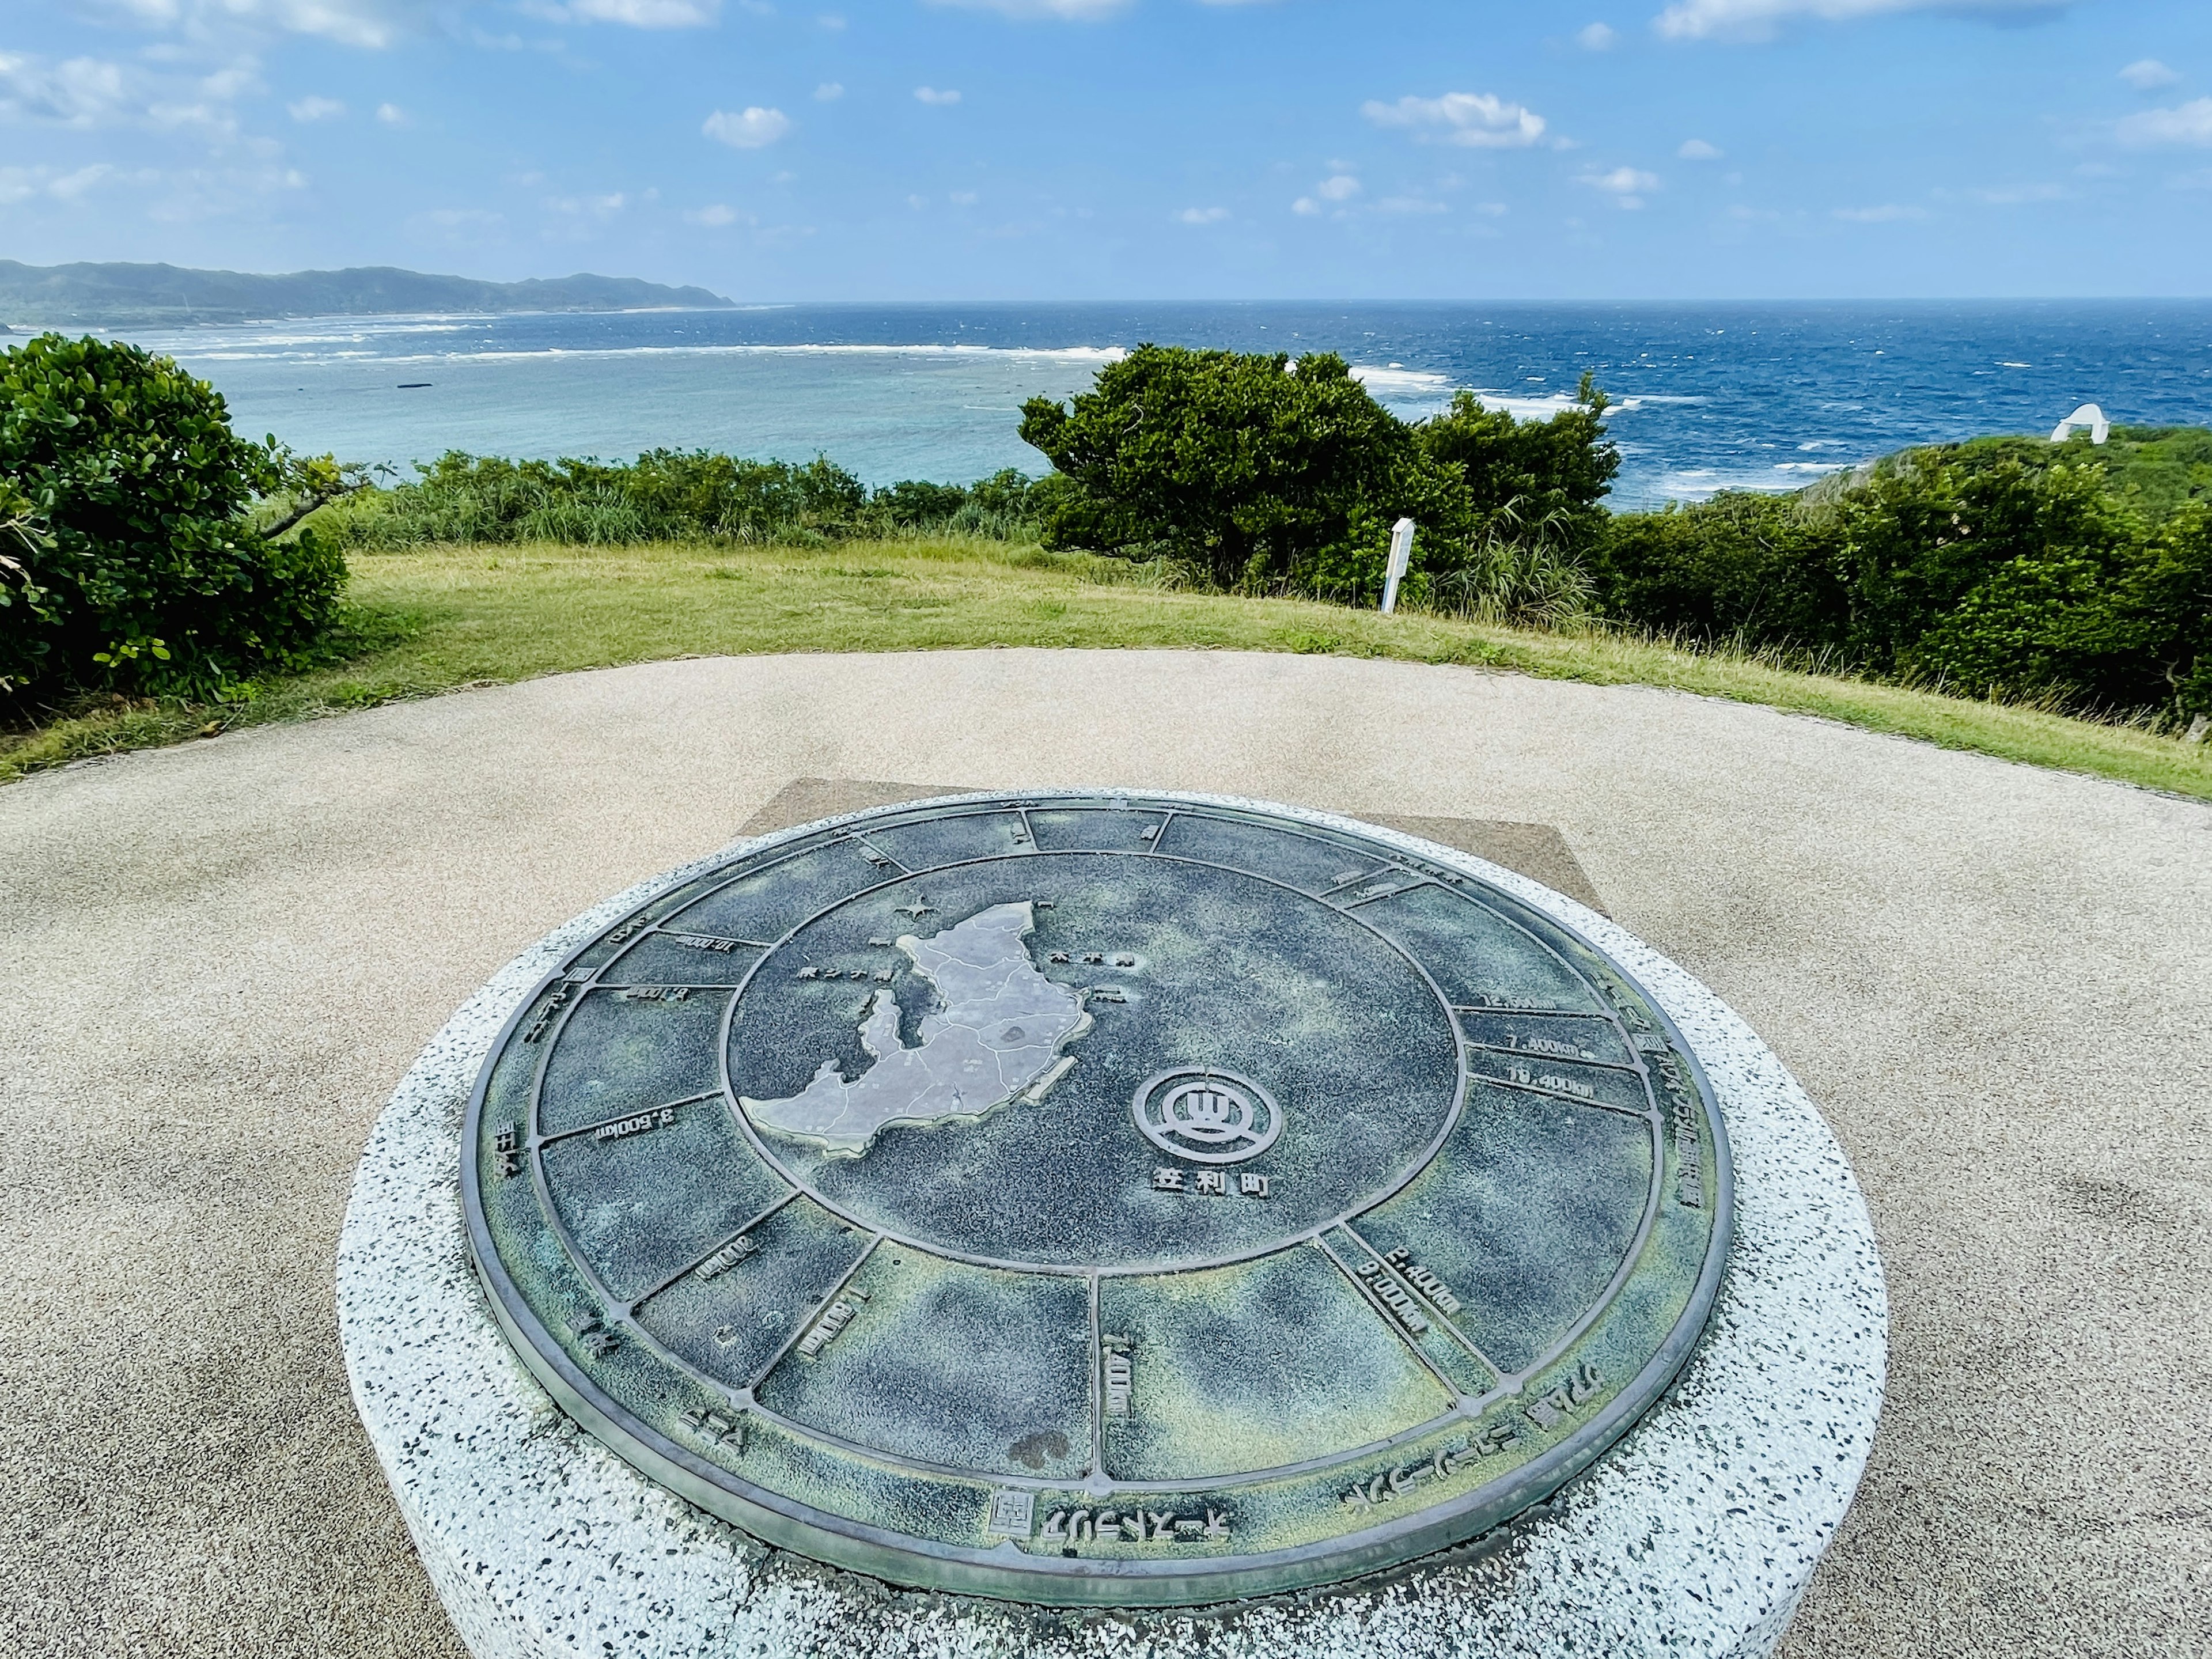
[1131, 1066, 1285, 1164]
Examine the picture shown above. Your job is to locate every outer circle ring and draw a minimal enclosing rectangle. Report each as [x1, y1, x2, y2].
[339, 786, 1885, 1658]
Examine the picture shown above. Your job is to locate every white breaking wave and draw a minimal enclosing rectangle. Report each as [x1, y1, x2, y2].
[161, 338, 1134, 368]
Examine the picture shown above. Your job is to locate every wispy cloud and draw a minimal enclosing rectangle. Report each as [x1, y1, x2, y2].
[287, 93, 346, 121]
[1176, 204, 1229, 223]
[1362, 90, 1546, 148]
[1656, 0, 2061, 44]
[914, 86, 962, 105]
[91, 0, 404, 49]
[702, 105, 791, 146]
[1832, 202, 1929, 221]
[1579, 165, 1658, 206]
[0, 53, 132, 127]
[563, 0, 721, 25]
[813, 81, 843, 100]
[1315, 172, 1361, 200]
[1677, 137, 1722, 160]
[2119, 59, 2179, 90]
[1577, 22, 1617, 49]
[376, 100, 407, 124]
[684, 202, 740, 224]
[2117, 97, 2212, 147]
[926, 0, 1127, 17]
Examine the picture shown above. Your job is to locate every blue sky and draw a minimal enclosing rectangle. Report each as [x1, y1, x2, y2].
[3, 1, 2210, 298]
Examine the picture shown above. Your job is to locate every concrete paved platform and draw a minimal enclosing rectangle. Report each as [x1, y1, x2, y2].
[3, 650, 2207, 1658]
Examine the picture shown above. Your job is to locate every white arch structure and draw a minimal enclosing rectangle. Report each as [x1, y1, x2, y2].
[2051, 403, 2110, 445]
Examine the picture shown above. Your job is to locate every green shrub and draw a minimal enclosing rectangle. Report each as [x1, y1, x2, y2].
[1018, 346, 1467, 596]
[0, 333, 346, 701]
[1598, 438, 2212, 722]
[1418, 376, 1620, 563]
[333, 450, 1048, 550]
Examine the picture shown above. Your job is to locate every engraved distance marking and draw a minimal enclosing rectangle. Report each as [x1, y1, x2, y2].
[797, 1300, 857, 1359]
[1381, 1246, 1462, 1313]
[1039, 1507, 1231, 1547]
[694, 1234, 760, 1280]
[594, 1106, 675, 1143]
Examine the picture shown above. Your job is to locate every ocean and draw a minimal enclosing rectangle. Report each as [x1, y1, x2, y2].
[113, 301, 2212, 511]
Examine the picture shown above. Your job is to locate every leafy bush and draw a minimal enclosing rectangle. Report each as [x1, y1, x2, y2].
[331, 451, 1058, 550]
[1019, 346, 1465, 597]
[0, 332, 348, 701]
[1417, 376, 1620, 563]
[1597, 437, 2212, 722]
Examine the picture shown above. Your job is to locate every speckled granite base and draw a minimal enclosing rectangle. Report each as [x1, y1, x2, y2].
[338, 791, 1887, 1659]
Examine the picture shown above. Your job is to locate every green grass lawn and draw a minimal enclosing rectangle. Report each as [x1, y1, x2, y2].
[7, 533, 2210, 800]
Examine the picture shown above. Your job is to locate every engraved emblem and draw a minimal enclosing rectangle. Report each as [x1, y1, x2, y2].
[1130, 1067, 1283, 1165]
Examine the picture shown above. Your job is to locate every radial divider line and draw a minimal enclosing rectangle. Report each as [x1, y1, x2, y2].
[1312, 1234, 1470, 1404]
[533, 1089, 723, 1149]
[1337, 1221, 1505, 1384]
[845, 831, 912, 876]
[1086, 1271, 1105, 1479]
[1143, 809, 1181, 852]
[1471, 1073, 1657, 1121]
[1338, 877, 1436, 911]
[746, 1234, 884, 1389]
[1463, 1040, 1645, 1076]
[1452, 1003, 1617, 1020]
[1013, 804, 1039, 850]
[623, 1189, 805, 1315]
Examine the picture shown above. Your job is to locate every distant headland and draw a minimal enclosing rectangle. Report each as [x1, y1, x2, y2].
[0, 262, 734, 328]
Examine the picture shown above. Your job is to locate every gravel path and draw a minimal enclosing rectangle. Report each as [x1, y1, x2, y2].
[3, 649, 2206, 1658]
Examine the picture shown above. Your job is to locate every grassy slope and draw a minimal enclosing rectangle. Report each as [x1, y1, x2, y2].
[6, 535, 2209, 799]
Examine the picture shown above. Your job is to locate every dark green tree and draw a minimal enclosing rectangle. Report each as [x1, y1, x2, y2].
[1019, 345, 1464, 597]
[0, 333, 352, 700]
[1417, 372, 1620, 559]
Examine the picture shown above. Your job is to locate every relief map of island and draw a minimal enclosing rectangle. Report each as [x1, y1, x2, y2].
[741, 901, 1090, 1155]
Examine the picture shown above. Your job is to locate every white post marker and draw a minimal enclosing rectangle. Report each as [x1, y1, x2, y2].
[1380, 517, 1416, 615]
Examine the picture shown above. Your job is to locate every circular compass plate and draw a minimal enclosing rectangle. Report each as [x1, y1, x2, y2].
[462, 793, 1732, 1606]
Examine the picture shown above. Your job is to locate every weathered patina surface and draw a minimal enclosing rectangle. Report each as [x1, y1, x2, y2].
[463, 794, 1732, 1606]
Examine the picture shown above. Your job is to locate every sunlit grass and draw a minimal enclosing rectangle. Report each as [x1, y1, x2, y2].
[6, 533, 2209, 800]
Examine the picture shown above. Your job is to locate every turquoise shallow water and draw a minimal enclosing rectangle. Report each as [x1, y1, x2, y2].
[115, 300, 2212, 510]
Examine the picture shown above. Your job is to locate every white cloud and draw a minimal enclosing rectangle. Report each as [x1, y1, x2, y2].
[0, 53, 132, 127]
[1677, 137, 1722, 159]
[1656, 0, 2059, 44]
[814, 81, 844, 100]
[1973, 181, 2067, 203]
[926, 0, 1127, 16]
[2118, 97, 2212, 146]
[563, 0, 720, 23]
[1362, 91, 1546, 148]
[1176, 204, 1229, 223]
[288, 93, 346, 121]
[2119, 59, 2180, 90]
[914, 86, 961, 105]
[1291, 196, 1320, 215]
[1577, 22, 1617, 48]
[703, 105, 791, 146]
[1580, 165, 1658, 206]
[1315, 172, 1361, 200]
[376, 100, 407, 124]
[93, 0, 404, 50]
[1376, 195, 1448, 214]
[684, 202, 739, 224]
[425, 206, 502, 226]
[950, 188, 979, 204]
[817, 10, 844, 25]
[1832, 202, 1929, 221]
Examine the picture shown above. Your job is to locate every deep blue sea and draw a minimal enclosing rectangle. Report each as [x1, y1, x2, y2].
[123, 301, 2212, 510]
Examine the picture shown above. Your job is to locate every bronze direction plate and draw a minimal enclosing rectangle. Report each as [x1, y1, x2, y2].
[462, 794, 1732, 1607]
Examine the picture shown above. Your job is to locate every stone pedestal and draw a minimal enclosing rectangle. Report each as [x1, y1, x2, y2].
[339, 796, 1885, 1659]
